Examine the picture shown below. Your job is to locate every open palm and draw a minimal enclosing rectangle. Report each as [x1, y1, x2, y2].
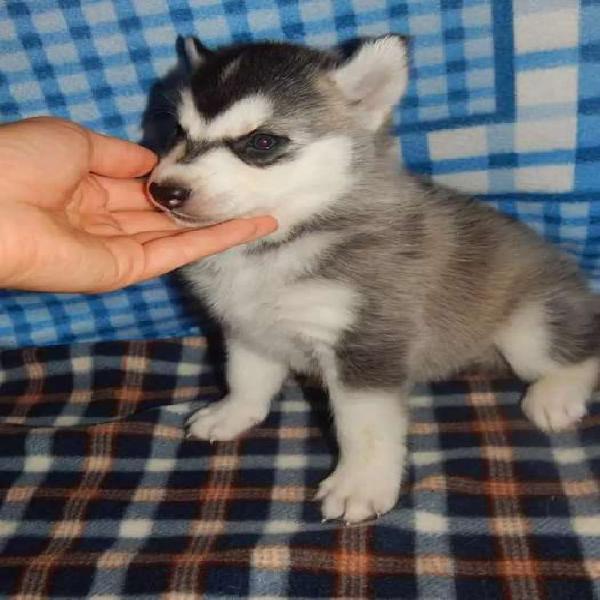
[0, 117, 276, 293]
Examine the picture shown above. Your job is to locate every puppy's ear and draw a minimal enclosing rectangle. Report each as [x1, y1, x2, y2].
[177, 36, 213, 71]
[331, 36, 408, 130]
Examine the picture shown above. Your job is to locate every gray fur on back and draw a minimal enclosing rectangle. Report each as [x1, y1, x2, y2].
[247, 145, 597, 387]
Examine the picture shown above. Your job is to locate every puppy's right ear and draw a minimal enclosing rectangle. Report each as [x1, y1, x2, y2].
[331, 36, 408, 131]
[176, 36, 213, 71]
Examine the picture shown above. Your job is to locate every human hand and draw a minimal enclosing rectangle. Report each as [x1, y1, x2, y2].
[0, 117, 277, 293]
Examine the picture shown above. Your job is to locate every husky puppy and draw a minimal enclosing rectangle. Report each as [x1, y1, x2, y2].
[147, 36, 599, 523]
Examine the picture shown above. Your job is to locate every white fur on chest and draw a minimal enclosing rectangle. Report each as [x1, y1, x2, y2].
[184, 233, 358, 367]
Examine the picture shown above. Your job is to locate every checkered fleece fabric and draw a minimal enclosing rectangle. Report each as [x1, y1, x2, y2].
[0, 337, 598, 599]
[1, 0, 600, 347]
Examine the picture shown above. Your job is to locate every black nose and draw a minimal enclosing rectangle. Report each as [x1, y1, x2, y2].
[148, 182, 191, 209]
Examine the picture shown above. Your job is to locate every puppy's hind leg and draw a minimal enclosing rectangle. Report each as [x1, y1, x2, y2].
[520, 359, 598, 432]
[495, 301, 598, 432]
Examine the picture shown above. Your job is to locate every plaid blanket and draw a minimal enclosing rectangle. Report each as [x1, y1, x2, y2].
[2, 0, 600, 347]
[0, 337, 599, 598]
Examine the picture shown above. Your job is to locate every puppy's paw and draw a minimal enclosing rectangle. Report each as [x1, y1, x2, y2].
[186, 397, 267, 441]
[315, 462, 401, 523]
[522, 382, 587, 432]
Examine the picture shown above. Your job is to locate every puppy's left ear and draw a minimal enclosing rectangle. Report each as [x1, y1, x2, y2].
[176, 35, 213, 71]
[332, 36, 408, 130]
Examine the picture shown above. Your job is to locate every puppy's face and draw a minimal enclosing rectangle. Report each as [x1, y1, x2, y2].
[148, 37, 408, 234]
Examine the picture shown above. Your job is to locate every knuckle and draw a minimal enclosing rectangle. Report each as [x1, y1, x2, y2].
[24, 116, 90, 148]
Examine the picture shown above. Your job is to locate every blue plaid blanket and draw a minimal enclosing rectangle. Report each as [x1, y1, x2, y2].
[1, 0, 600, 346]
[1, 337, 599, 598]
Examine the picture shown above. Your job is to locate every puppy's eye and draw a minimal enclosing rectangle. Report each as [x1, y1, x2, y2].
[229, 132, 289, 164]
[248, 133, 278, 152]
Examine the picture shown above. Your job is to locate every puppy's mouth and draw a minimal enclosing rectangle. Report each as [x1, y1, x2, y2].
[145, 182, 238, 228]
[170, 209, 206, 226]
[146, 196, 216, 228]
[157, 204, 225, 229]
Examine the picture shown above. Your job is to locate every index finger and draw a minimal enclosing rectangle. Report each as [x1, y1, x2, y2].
[137, 217, 278, 279]
[88, 130, 157, 178]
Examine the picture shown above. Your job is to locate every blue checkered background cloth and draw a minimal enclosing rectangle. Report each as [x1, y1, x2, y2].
[1, 0, 600, 347]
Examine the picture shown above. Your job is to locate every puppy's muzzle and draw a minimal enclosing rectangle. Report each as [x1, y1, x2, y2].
[148, 182, 191, 210]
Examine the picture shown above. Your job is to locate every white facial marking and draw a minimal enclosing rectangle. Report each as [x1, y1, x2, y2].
[176, 92, 272, 143]
[155, 127, 354, 236]
[195, 135, 353, 234]
[265, 135, 353, 237]
[205, 94, 273, 141]
[147, 139, 187, 203]
[178, 89, 206, 139]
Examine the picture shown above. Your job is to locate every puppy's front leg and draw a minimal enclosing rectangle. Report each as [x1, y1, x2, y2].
[187, 337, 288, 441]
[316, 383, 408, 523]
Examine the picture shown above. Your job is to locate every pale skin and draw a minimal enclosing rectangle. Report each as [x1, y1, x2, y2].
[0, 117, 277, 293]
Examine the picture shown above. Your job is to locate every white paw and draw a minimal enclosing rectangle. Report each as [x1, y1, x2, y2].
[522, 383, 587, 432]
[186, 397, 267, 441]
[315, 462, 402, 523]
